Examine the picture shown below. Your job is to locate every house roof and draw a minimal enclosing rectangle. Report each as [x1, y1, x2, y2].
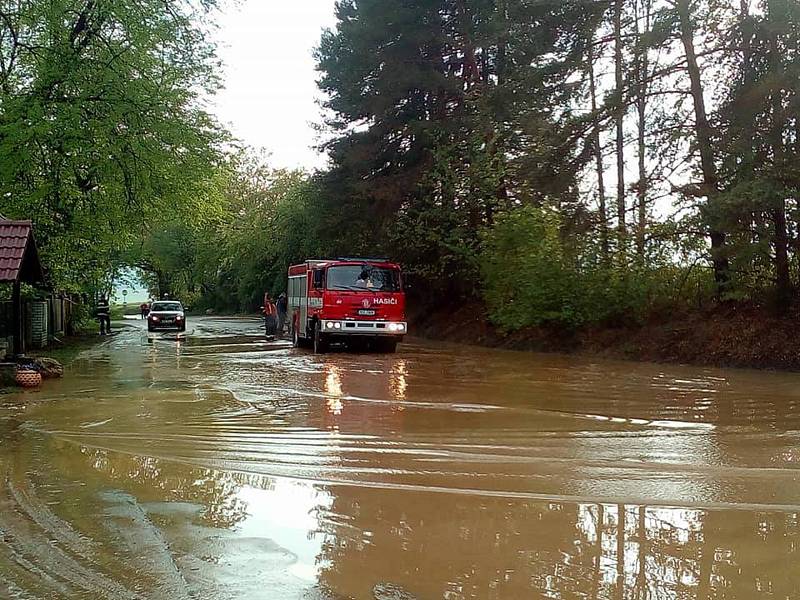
[0, 220, 46, 284]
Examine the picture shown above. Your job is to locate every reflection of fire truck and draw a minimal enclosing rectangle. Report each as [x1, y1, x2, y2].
[287, 258, 407, 353]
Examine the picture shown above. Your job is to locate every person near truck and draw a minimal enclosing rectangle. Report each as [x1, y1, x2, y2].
[276, 293, 288, 335]
[263, 293, 277, 337]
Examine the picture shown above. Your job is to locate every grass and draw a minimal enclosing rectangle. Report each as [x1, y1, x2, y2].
[29, 324, 110, 366]
[110, 303, 142, 319]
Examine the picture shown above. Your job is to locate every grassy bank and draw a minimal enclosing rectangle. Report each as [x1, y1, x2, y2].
[411, 301, 800, 372]
[29, 328, 108, 366]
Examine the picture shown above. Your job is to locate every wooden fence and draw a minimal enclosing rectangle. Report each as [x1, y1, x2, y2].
[0, 294, 79, 356]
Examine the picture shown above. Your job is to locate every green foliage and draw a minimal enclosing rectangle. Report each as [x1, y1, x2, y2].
[136, 151, 328, 312]
[0, 0, 224, 292]
[481, 207, 710, 329]
[315, 0, 601, 299]
[481, 207, 577, 328]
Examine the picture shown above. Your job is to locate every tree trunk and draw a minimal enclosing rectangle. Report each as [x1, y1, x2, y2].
[491, 0, 509, 223]
[635, 0, 651, 261]
[767, 1, 791, 303]
[588, 38, 609, 262]
[614, 0, 626, 256]
[677, 0, 729, 291]
[774, 203, 790, 300]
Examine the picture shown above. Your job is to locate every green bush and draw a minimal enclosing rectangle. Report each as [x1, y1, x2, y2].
[480, 207, 700, 330]
[481, 207, 581, 329]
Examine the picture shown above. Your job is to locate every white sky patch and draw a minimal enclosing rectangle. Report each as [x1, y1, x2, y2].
[212, 0, 337, 171]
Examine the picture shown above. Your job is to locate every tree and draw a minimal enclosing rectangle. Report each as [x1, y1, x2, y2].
[0, 0, 224, 291]
[614, 0, 627, 255]
[316, 0, 603, 294]
[633, 0, 654, 260]
[673, 0, 730, 291]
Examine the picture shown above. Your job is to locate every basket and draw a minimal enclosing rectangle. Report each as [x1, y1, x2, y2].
[16, 370, 42, 388]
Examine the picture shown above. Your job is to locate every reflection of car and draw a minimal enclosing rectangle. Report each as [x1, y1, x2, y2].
[147, 301, 186, 332]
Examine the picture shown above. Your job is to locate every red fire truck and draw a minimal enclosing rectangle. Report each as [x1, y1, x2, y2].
[287, 258, 407, 353]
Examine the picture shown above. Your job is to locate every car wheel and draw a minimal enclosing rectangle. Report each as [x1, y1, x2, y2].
[313, 322, 328, 354]
[147, 325, 154, 333]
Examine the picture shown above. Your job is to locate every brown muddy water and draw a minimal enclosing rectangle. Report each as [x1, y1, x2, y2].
[1, 316, 799, 599]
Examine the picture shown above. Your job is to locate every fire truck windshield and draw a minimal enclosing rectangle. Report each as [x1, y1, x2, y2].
[326, 265, 402, 292]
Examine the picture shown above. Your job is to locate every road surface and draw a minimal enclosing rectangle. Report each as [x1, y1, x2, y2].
[0, 316, 798, 599]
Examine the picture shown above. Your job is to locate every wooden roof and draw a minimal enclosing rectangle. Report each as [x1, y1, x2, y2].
[0, 220, 46, 284]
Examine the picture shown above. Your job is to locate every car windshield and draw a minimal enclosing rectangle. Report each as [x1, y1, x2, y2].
[326, 265, 401, 292]
[151, 302, 182, 312]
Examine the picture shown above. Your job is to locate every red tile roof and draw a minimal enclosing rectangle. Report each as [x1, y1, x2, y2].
[0, 220, 36, 282]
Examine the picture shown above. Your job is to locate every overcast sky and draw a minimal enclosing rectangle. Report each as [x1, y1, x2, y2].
[212, 1, 338, 171]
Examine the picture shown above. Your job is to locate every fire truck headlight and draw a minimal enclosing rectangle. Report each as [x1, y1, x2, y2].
[334, 322, 342, 329]
[326, 322, 334, 329]
[389, 323, 405, 332]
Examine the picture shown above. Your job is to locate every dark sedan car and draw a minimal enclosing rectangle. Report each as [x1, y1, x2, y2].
[147, 301, 186, 332]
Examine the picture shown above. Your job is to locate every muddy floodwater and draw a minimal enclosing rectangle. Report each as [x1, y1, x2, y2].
[1, 317, 799, 599]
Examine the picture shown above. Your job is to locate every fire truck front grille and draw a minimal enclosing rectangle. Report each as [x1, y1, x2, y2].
[343, 322, 388, 329]
[328, 320, 405, 335]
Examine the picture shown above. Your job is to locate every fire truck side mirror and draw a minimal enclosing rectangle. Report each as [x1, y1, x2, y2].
[312, 270, 324, 289]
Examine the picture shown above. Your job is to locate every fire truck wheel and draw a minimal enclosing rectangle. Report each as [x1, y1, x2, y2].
[313, 323, 329, 354]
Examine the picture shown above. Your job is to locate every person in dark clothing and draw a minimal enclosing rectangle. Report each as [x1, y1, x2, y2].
[276, 293, 288, 335]
[97, 296, 111, 335]
[140, 302, 150, 319]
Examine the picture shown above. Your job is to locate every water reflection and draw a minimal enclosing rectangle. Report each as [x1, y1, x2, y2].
[391, 359, 408, 401]
[62, 443, 333, 593]
[314, 486, 800, 600]
[325, 364, 344, 417]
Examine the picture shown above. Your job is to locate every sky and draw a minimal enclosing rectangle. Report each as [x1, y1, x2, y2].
[212, 0, 338, 171]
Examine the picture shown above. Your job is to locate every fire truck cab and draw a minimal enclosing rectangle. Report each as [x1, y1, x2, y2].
[287, 258, 407, 353]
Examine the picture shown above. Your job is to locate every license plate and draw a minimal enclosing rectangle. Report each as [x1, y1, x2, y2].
[358, 309, 376, 316]
[163, 318, 175, 324]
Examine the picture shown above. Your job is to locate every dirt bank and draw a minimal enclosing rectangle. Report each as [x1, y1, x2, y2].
[411, 301, 800, 371]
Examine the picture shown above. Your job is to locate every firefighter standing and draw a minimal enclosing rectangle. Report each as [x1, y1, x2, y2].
[264, 293, 277, 337]
[97, 296, 111, 335]
[276, 293, 288, 335]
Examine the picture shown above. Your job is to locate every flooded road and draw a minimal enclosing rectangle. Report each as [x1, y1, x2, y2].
[1, 316, 799, 599]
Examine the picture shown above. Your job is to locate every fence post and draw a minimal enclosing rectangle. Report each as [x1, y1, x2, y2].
[12, 281, 21, 355]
